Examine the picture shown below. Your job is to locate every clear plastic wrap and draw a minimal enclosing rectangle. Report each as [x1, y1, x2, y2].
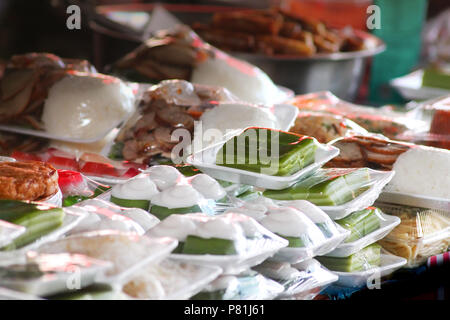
[389, 70, 449, 101]
[0, 220, 26, 248]
[122, 259, 222, 300]
[0, 252, 113, 297]
[0, 156, 16, 162]
[0, 203, 88, 265]
[331, 253, 407, 288]
[192, 101, 299, 152]
[0, 160, 62, 205]
[147, 213, 288, 274]
[288, 91, 427, 139]
[35, 230, 178, 285]
[398, 95, 450, 150]
[54, 170, 112, 207]
[317, 243, 382, 273]
[317, 244, 407, 288]
[225, 197, 349, 263]
[326, 134, 413, 171]
[107, 167, 225, 219]
[326, 207, 401, 257]
[252, 259, 338, 300]
[190, 270, 284, 300]
[375, 202, 450, 268]
[66, 204, 146, 236]
[382, 145, 450, 200]
[108, 79, 240, 165]
[10, 148, 146, 186]
[113, 25, 291, 105]
[44, 188, 63, 207]
[188, 127, 339, 190]
[0, 286, 43, 300]
[0, 71, 139, 144]
[289, 110, 368, 144]
[266, 168, 394, 220]
[74, 199, 159, 233]
[422, 8, 450, 66]
[47, 283, 130, 300]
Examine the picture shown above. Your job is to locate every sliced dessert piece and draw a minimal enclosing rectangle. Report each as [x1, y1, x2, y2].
[216, 128, 317, 176]
[316, 243, 381, 272]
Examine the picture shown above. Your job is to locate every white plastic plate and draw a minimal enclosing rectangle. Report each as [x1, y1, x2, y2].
[0, 156, 16, 162]
[324, 213, 401, 257]
[0, 82, 141, 144]
[315, 170, 395, 220]
[269, 227, 350, 264]
[0, 221, 26, 248]
[0, 207, 88, 265]
[278, 262, 339, 299]
[332, 254, 407, 288]
[0, 118, 128, 144]
[163, 263, 223, 300]
[42, 189, 63, 207]
[187, 141, 340, 190]
[170, 235, 288, 275]
[0, 253, 113, 297]
[125, 260, 222, 300]
[378, 188, 450, 212]
[246, 276, 285, 300]
[390, 69, 450, 101]
[35, 231, 178, 286]
[0, 287, 43, 300]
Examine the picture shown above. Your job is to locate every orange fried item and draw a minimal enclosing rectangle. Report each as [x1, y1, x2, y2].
[212, 10, 284, 35]
[0, 161, 59, 201]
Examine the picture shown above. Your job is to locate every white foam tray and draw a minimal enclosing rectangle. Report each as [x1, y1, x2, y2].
[378, 189, 450, 212]
[187, 142, 339, 190]
[390, 69, 450, 101]
[324, 213, 401, 257]
[0, 207, 88, 265]
[332, 254, 407, 288]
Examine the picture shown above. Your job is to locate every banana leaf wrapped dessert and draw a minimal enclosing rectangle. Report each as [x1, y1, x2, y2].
[422, 65, 450, 90]
[259, 207, 326, 248]
[110, 165, 224, 220]
[147, 213, 264, 256]
[263, 168, 371, 205]
[283, 200, 341, 239]
[190, 272, 261, 300]
[216, 127, 317, 176]
[0, 200, 64, 250]
[335, 207, 381, 243]
[317, 243, 381, 272]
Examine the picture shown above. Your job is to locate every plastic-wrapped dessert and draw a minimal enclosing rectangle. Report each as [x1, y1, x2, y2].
[216, 128, 317, 176]
[263, 168, 371, 205]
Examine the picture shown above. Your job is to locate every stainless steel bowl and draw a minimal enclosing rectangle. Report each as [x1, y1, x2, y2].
[232, 31, 385, 101]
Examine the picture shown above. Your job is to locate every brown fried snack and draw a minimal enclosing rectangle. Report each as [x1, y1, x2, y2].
[0, 161, 59, 201]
